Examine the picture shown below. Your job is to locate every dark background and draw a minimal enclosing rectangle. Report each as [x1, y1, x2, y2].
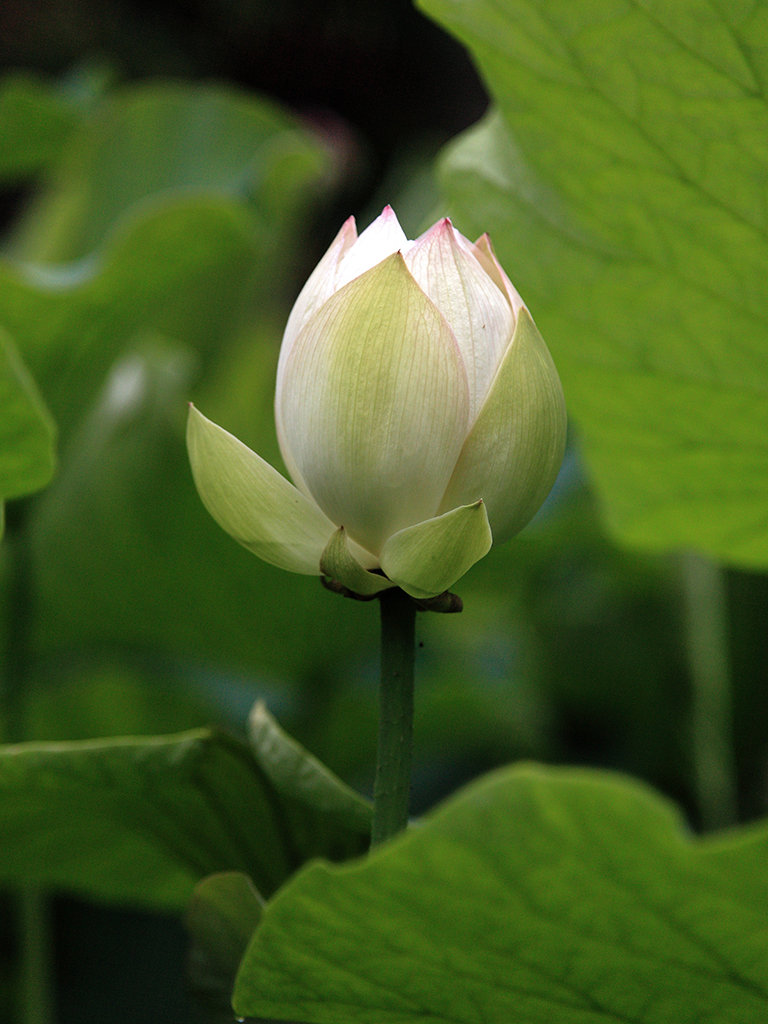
[0, 0, 488, 233]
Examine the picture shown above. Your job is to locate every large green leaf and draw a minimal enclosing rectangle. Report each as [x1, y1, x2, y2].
[0, 81, 350, 734]
[0, 198, 259, 437]
[186, 872, 264, 1022]
[422, 0, 768, 568]
[234, 764, 768, 1023]
[0, 82, 332, 438]
[8, 80, 330, 263]
[0, 719, 370, 910]
[22, 338, 379, 702]
[0, 328, 55, 505]
[248, 702, 372, 845]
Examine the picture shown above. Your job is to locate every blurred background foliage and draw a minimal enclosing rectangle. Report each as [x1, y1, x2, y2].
[0, 1, 766, 1021]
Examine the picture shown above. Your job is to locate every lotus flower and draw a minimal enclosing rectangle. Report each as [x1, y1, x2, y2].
[187, 207, 566, 599]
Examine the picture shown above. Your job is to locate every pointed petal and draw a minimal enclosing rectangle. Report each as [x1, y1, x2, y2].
[380, 501, 492, 600]
[187, 405, 335, 575]
[280, 216, 358, 362]
[320, 527, 394, 596]
[279, 253, 470, 556]
[334, 206, 410, 290]
[404, 219, 513, 422]
[276, 210, 410, 496]
[472, 234, 526, 317]
[439, 308, 567, 544]
[276, 217, 358, 487]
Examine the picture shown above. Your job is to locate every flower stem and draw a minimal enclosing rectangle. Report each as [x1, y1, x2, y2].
[371, 588, 416, 847]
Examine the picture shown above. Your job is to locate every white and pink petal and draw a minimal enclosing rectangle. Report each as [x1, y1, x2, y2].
[404, 219, 513, 422]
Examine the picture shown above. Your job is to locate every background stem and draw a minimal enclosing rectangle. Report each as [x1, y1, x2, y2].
[17, 888, 54, 1024]
[371, 588, 416, 847]
[3, 502, 55, 1024]
[681, 553, 738, 830]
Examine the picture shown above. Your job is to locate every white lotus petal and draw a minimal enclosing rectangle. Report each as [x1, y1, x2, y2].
[279, 216, 358, 361]
[472, 233, 526, 317]
[276, 217, 358, 493]
[334, 205, 410, 290]
[279, 253, 470, 556]
[439, 308, 567, 544]
[404, 219, 513, 422]
[187, 405, 335, 574]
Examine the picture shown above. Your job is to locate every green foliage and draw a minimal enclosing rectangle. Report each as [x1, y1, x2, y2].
[421, 0, 768, 568]
[186, 872, 263, 1022]
[247, 702, 372, 844]
[0, 730, 261, 908]
[0, 76, 358, 740]
[0, 75, 81, 183]
[235, 764, 768, 1023]
[0, 711, 369, 909]
[0, 78, 331, 437]
[1, 199, 259, 435]
[0, 330, 55, 510]
[8, 80, 329, 264]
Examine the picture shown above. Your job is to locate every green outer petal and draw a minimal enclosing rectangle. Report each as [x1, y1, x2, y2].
[439, 308, 566, 544]
[380, 500, 492, 599]
[320, 528, 394, 596]
[278, 253, 470, 556]
[187, 405, 335, 575]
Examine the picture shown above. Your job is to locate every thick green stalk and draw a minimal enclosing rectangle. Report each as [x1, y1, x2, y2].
[371, 588, 416, 847]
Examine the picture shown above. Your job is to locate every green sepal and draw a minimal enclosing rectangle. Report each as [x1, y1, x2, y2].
[187, 404, 334, 575]
[380, 500, 492, 599]
[320, 526, 395, 596]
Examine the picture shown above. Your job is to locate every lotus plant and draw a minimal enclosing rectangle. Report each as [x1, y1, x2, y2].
[188, 207, 567, 842]
[187, 207, 566, 603]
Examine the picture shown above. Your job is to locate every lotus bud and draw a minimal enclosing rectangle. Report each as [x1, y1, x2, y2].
[187, 207, 566, 600]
